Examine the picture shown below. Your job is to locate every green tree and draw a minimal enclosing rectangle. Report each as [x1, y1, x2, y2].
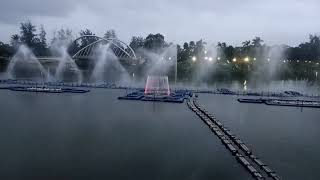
[252, 37, 263, 47]
[79, 29, 98, 49]
[0, 42, 14, 57]
[129, 36, 144, 51]
[10, 34, 20, 49]
[19, 21, 38, 48]
[104, 29, 117, 39]
[144, 33, 166, 52]
[37, 25, 48, 56]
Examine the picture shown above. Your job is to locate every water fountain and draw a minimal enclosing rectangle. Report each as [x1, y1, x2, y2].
[138, 44, 177, 85]
[55, 46, 83, 83]
[91, 43, 130, 84]
[6, 45, 47, 80]
[144, 75, 170, 96]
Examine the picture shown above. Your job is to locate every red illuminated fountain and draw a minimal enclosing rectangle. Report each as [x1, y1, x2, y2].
[144, 76, 170, 96]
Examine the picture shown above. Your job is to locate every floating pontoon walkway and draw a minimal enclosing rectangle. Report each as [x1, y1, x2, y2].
[187, 97, 281, 180]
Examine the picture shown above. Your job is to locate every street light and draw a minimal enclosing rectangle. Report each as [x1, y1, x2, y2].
[205, 57, 208, 60]
[244, 57, 249, 62]
[217, 57, 221, 60]
[253, 57, 256, 61]
[192, 56, 197, 62]
[267, 58, 270, 62]
[208, 57, 213, 62]
[232, 58, 237, 62]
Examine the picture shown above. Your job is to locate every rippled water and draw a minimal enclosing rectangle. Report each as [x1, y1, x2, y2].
[0, 89, 250, 180]
[199, 94, 320, 180]
[0, 85, 319, 179]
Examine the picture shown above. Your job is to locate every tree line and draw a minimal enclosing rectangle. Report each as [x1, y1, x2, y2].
[1, 21, 319, 62]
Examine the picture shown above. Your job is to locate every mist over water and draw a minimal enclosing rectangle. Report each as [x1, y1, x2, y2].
[7, 45, 46, 80]
[250, 45, 288, 81]
[2, 39, 319, 95]
[192, 45, 218, 84]
[138, 45, 177, 78]
[91, 43, 131, 85]
[54, 46, 83, 83]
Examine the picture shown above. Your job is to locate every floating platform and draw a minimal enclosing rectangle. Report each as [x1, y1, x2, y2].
[265, 99, 320, 108]
[118, 90, 193, 103]
[238, 98, 265, 104]
[6, 86, 89, 93]
[238, 97, 320, 108]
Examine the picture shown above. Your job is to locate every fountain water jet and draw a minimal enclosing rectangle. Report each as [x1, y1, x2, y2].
[91, 43, 130, 85]
[55, 46, 83, 83]
[144, 75, 170, 96]
[6, 45, 47, 80]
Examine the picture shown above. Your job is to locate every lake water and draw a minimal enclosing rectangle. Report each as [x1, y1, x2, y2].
[0, 87, 319, 179]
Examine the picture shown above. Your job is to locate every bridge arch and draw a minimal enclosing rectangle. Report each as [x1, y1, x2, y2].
[70, 35, 137, 60]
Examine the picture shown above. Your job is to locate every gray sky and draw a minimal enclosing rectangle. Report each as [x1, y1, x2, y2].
[0, 0, 319, 46]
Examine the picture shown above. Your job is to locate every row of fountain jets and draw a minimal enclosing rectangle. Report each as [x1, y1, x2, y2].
[5, 44, 130, 83]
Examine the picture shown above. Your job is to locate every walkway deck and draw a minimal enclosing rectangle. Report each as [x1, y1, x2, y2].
[187, 97, 281, 180]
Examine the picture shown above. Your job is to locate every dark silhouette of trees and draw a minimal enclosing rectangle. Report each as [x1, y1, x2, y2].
[104, 29, 117, 39]
[144, 33, 166, 51]
[10, 34, 20, 49]
[79, 29, 98, 49]
[129, 36, 144, 51]
[36, 25, 48, 56]
[19, 21, 38, 48]
[0, 42, 13, 57]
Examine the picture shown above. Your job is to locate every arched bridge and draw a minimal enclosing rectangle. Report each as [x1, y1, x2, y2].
[70, 35, 136, 60]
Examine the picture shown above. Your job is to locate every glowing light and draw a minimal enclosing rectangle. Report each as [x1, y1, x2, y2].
[192, 56, 197, 62]
[208, 57, 213, 61]
[204, 50, 207, 54]
[309, 61, 312, 63]
[205, 57, 208, 60]
[267, 58, 270, 62]
[253, 57, 256, 61]
[244, 57, 249, 62]
[168, 57, 172, 60]
[217, 57, 221, 60]
[316, 71, 318, 78]
[297, 60, 300, 63]
[132, 73, 135, 77]
[232, 58, 237, 62]
[283, 60, 286, 63]
[316, 63, 319, 65]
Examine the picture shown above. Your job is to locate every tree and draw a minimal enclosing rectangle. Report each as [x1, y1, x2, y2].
[0, 42, 14, 57]
[79, 29, 98, 49]
[252, 37, 263, 47]
[241, 40, 251, 56]
[129, 36, 144, 51]
[19, 21, 38, 48]
[104, 29, 117, 39]
[51, 28, 74, 46]
[144, 33, 166, 51]
[10, 34, 20, 49]
[189, 41, 196, 53]
[36, 25, 48, 56]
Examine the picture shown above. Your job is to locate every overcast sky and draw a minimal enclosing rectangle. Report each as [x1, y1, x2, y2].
[0, 0, 319, 46]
